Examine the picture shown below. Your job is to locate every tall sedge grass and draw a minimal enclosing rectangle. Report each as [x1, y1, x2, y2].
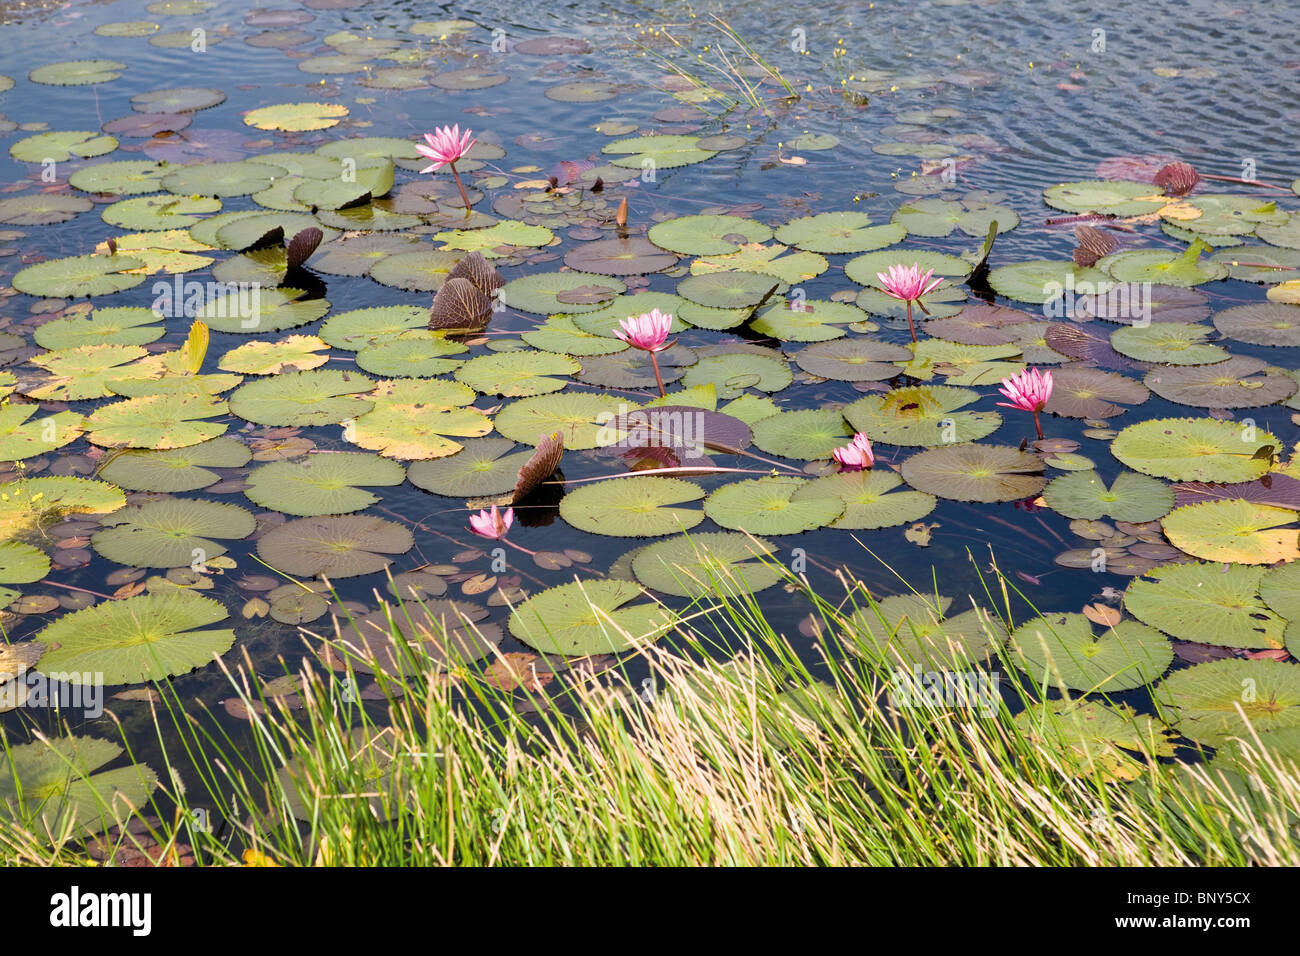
[2, 551, 1298, 866]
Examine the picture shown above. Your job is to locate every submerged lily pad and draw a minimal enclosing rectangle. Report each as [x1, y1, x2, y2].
[560, 476, 705, 537]
[35, 591, 234, 685]
[508, 579, 676, 656]
[1009, 612, 1173, 692]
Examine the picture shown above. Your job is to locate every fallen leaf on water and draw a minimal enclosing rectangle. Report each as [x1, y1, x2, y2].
[905, 522, 939, 547]
[1082, 603, 1122, 627]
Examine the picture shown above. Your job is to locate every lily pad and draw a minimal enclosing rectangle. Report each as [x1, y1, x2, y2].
[801, 469, 937, 529]
[0, 406, 84, 461]
[1213, 303, 1300, 347]
[792, 338, 911, 381]
[1009, 612, 1173, 692]
[86, 393, 227, 449]
[29, 59, 126, 86]
[318, 305, 426, 350]
[92, 498, 255, 568]
[228, 369, 374, 426]
[0, 193, 94, 226]
[751, 409, 852, 460]
[1111, 417, 1275, 482]
[900, 444, 1046, 502]
[1144, 356, 1296, 408]
[35, 591, 234, 685]
[564, 236, 678, 275]
[244, 452, 405, 516]
[508, 579, 676, 655]
[197, 287, 329, 335]
[10, 130, 116, 163]
[1109, 322, 1230, 364]
[632, 532, 779, 598]
[1126, 562, 1285, 650]
[844, 384, 1000, 446]
[680, 351, 792, 399]
[1042, 180, 1166, 216]
[602, 135, 718, 171]
[455, 349, 581, 397]
[847, 593, 1004, 669]
[1044, 366, 1149, 419]
[12, 254, 147, 298]
[560, 476, 705, 537]
[892, 197, 1019, 238]
[0, 540, 50, 584]
[97, 436, 250, 492]
[257, 515, 413, 578]
[500, 271, 625, 315]
[773, 211, 904, 254]
[1155, 659, 1300, 746]
[704, 477, 844, 534]
[1162, 499, 1300, 564]
[845, 249, 973, 287]
[406, 438, 535, 498]
[1041, 470, 1174, 522]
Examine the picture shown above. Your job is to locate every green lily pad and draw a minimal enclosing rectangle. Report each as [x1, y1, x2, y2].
[801, 469, 938, 529]
[219, 335, 330, 375]
[1213, 303, 1300, 346]
[1110, 322, 1230, 364]
[96, 436, 251, 492]
[197, 287, 330, 335]
[751, 408, 852, 460]
[1155, 659, 1300, 746]
[319, 305, 427, 350]
[92, 498, 255, 568]
[574, 344, 694, 389]
[12, 254, 147, 298]
[455, 349, 581, 397]
[844, 384, 1000, 446]
[1144, 356, 1296, 408]
[560, 476, 705, 537]
[845, 249, 973, 287]
[1041, 470, 1174, 522]
[1111, 417, 1276, 482]
[792, 337, 912, 381]
[1014, 700, 1174, 784]
[704, 476, 844, 534]
[508, 579, 677, 656]
[0, 193, 94, 226]
[632, 532, 779, 598]
[500, 271, 626, 314]
[987, 260, 1110, 305]
[1178, 194, 1290, 236]
[521, 316, 628, 356]
[86, 393, 227, 449]
[354, 335, 466, 377]
[10, 130, 117, 163]
[406, 438, 535, 497]
[131, 86, 226, 112]
[602, 135, 718, 171]
[0, 406, 84, 461]
[1126, 561, 1285, 650]
[569, 292, 688, 337]
[29, 59, 126, 86]
[0, 540, 50, 584]
[1042, 180, 1166, 216]
[1162, 499, 1300, 565]
[0, 735, 158, 837]
[897, 339, 1024, 386]
[34, 307, 161, 350]
[69, 160, 168, 196]
[1100, 247, 1229, 287]
[161, 160, 289, 197]
[900, 444, 1046, 502]
[846, 593, 1004, 669]
[680, 351, 792, 399]
[892, 197, 1019, 238]
[749, 300, 866, 341]
[227, 369, 374, 426]
[676, 271, 786, 309]
[1009, 612, 1173, 692]
[0, 477, 125, 538]
[257, 515, 413, 578]
[494, 392, 631, 450]
[689, 244, 827, 284]
[773, 211, 905, 254]
[244, 452, 405, 516]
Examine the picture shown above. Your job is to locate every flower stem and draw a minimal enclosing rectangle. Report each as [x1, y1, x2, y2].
[504, 538, 536, 558]
[1032, 409, 1044, 441]
[449, 162, 472, 214]
[649, 352, 667, 398]
[905, 300, 918, 343]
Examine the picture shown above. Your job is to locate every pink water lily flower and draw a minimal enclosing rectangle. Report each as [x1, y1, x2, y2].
[997, 367, 1054, 440]
[469, 504, 513, 540]
[614, 309, 672, 352]
[876, 263, 945, 342]
[417, 125, 476, 172]
[614, 309, 674, 397]
[833, 433, 875, 471]
[417, 124, 477, 213]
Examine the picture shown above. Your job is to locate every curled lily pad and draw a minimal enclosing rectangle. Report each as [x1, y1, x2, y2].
[35, 591, 234, 685]
[1162, 499, 1300, 564]
[801, 469, 937, 529]
[406, 438, 535, 498]
[1041, 471, 1173, 522]
[245, 452, 404, 516]
[1127, 561, 1285, 650]
[844, 384, 1000, 446]
[258, 515, 413, 578]
[97, 436, 250, 492]
[1154, 659, 1300, 746]
[560, 476, 705, 537]
[900, 444, 1046, 503]
[632, 532, 779, 598]
[92, 498, 255, 568]
[704, 477, 844, 534]
[1111, 417, 1276, 482]
[1009, 612, 1173, 692]
[508, 579, 676, 656]
[1144, 356, 1297, 408]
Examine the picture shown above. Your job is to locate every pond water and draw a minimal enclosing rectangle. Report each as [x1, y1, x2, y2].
[2, 0, 1300, 840]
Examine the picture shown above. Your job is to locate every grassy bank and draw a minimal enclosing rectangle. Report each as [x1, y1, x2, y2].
[2, 556, 1297, 867]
